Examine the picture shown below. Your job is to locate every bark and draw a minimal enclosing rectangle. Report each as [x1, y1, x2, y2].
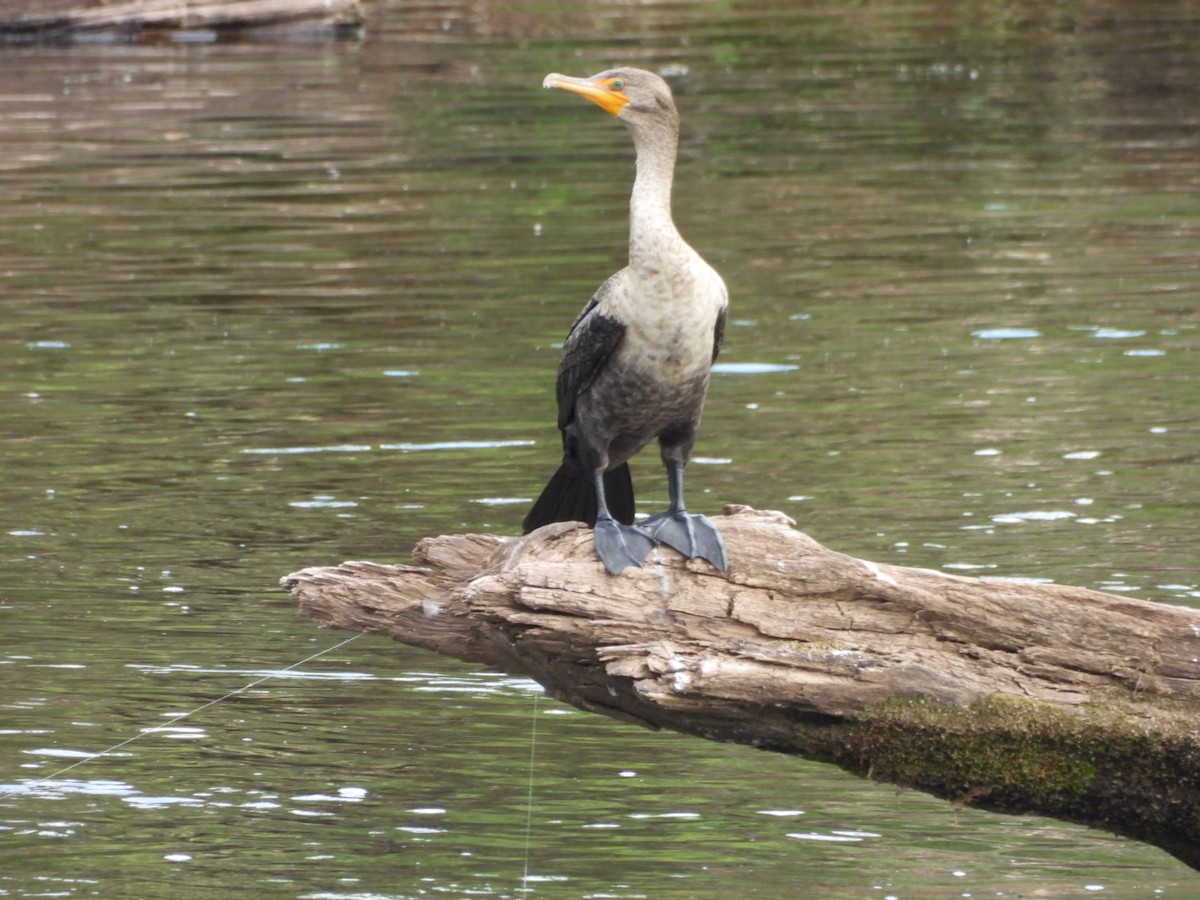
[281, 505, 1200, 871]
[0, 0, 361, 37]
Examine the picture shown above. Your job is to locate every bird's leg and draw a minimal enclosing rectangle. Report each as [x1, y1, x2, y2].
[640, 460, 728, 572]
[591, 469, 655, 575]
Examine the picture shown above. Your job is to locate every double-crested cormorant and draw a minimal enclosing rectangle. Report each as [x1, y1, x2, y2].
[522, 67, 729, 576]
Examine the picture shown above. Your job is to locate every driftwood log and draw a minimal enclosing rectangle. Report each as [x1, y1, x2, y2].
[282, 505, 1200, 871]
[0, 0, 361, 38]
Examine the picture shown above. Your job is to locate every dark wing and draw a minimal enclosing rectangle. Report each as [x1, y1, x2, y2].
[711, 304, 728, 364]
[555, 273, 627, 432]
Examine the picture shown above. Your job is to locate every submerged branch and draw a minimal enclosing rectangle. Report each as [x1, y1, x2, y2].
[0, 0, 362, 38]
[282, 505, 1200, 871]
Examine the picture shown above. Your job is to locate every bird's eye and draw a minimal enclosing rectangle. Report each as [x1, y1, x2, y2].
[611, 79, 624, 91]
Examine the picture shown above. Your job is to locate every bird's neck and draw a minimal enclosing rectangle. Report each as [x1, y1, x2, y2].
[628, 125, 684, 273]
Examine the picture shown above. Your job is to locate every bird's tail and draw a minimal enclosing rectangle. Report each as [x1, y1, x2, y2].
[522, 463, 635, 533]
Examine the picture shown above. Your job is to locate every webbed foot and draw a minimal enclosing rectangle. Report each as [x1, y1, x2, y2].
[640, 511, 728, 572]
[593, 516, 656, 575]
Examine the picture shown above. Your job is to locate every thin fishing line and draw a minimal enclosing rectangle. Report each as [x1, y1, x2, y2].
[0, 632, 363, 802]
[520, 687, 541, 893]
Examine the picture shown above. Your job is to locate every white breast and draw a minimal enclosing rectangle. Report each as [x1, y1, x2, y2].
[611, 249, 727, 382]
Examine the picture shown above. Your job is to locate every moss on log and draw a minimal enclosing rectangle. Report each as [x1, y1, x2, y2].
[281, 505, 1200, 871]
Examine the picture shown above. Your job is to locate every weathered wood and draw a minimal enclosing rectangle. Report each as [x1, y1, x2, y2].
[281, 505, 1200, 871]
[0, 0, 362, 37]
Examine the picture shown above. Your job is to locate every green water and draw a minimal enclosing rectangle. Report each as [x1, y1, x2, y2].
[2, 0, 1198, 896]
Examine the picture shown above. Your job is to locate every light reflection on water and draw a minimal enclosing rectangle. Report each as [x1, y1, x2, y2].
[1, 0, 1198, 896]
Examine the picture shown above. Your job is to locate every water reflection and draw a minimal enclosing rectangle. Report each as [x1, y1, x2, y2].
[1, 0, 1198, 896]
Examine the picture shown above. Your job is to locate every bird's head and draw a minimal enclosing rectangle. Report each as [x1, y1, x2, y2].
[542, 67, 678, 132]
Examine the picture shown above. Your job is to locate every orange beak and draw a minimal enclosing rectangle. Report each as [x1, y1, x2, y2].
[543, 72, 629, 116]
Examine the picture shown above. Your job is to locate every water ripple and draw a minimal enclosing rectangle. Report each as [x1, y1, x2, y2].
[712, 362, 798, 374]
